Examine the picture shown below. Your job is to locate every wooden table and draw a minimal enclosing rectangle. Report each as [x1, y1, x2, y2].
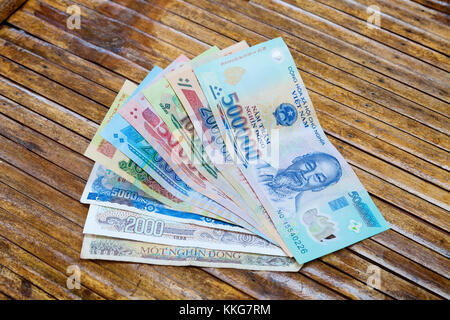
[0, 0, 448, 300]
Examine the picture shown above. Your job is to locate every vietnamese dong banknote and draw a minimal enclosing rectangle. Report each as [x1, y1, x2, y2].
[195, 37, 390, 264]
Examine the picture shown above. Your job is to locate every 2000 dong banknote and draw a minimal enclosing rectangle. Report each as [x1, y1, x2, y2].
[195, 37, 390, 264]
[83, 205, 285, 256]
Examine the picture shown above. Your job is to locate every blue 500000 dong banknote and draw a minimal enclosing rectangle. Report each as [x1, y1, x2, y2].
[195, 37, 390, 264]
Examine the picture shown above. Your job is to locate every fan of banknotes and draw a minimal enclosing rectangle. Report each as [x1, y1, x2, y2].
[79, 38, 389, 271]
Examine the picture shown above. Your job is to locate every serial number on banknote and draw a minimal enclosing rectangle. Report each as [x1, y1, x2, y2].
[278, 210, 308, 254]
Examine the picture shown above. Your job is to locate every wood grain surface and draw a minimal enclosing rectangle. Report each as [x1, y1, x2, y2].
[0, 0, 448, 300]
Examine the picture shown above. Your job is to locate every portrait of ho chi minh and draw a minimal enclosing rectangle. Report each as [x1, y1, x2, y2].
[256, 152, 343, 214]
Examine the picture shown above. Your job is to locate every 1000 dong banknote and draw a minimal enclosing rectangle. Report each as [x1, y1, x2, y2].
[84, 205, 285, 256]
[195, 37, 389, 264]
[84, 78, 229, 223]
[165, 42, 284, 247]
[81, 235, 300, 271]
[81, 163, 247, 233]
